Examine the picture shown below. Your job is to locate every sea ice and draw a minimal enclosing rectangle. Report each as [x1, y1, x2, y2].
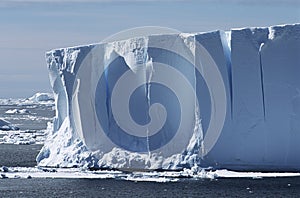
[0, 93, 54, 144]
[5, 109, 30, 114]
[1, 167, 300, 181]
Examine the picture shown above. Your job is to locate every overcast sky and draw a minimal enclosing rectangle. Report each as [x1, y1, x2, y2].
[0, 0, 299, 98]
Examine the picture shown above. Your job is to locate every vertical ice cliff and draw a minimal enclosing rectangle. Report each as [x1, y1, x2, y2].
[38, 24, 300, 171]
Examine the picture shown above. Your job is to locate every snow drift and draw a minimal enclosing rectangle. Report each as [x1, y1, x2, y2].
[37, 24, 300, 171]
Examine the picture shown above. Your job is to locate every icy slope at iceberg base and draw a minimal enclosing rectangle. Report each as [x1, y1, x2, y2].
[36, 119, 91, 168]
[37, 118, 203, 170]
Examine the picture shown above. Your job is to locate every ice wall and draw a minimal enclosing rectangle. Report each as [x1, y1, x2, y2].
[37, 24, 300, 171]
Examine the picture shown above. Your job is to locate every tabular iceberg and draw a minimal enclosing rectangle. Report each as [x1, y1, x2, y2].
[37, 24, 300, 171]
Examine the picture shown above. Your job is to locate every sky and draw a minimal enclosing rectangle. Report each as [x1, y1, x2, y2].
[0, 0, 299, 98]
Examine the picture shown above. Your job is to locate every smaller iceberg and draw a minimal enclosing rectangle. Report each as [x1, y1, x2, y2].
[27, 93, 54, 103]
[0, 119, 19, 131]
[5, 109, 30, 115]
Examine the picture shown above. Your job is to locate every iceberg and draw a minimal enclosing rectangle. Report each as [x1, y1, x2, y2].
[27, 93, 54, 103]
[37, 24, 300, 171]
[0, 119, 19, 131]
[5, 109, 30, 115]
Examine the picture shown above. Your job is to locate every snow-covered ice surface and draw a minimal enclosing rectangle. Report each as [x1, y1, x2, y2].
[38, 24, 300, 171]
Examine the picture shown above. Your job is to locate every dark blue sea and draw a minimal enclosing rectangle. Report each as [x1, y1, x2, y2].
[0, 176, 299, 197]
[0, 158, 300, 198]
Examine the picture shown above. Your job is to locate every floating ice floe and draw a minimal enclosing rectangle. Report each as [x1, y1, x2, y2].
[5, 109, 31, 115]
[0, 124, 49, 145]
[1, 166, 300, 182]
[0, 130, 45, 145]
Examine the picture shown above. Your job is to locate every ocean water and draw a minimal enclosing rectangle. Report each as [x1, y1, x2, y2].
[1, 175, 300, 197]
[1, 103, 300, 197]
[0, 144, 42, 167]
